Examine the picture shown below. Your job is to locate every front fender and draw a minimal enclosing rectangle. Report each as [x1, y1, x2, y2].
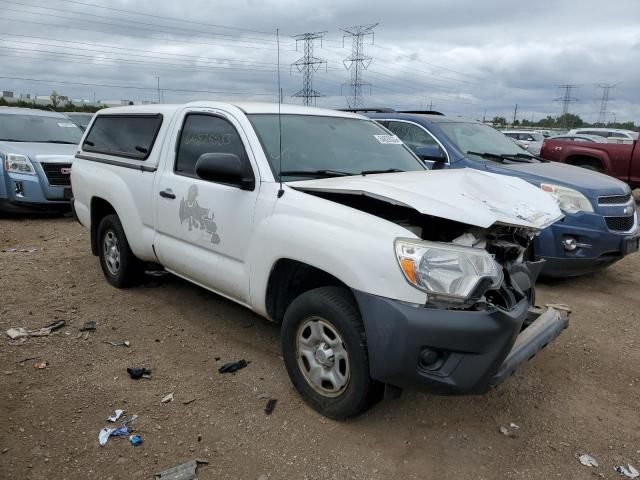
[247, 184, 427, 317]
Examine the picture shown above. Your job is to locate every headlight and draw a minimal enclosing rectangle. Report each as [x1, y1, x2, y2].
[395, 238, 503, 302]
[541, 183, 593, 213]
[3, 154, 36, 175]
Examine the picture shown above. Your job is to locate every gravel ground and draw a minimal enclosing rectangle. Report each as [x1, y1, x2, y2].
[1, 215, 639, 479]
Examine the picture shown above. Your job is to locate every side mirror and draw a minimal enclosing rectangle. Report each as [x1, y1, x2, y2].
[415, 145, 447, 163]
[195, 153, 255, 190]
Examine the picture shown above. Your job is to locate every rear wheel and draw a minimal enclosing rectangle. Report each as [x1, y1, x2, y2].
[97, 214, 144, 288]
[281, 286, 383, 419]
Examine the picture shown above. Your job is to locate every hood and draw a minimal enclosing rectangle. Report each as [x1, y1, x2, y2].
[287, 169, 563, 230]
[0, 141, 77, 164]
[485, 160, 629, 196]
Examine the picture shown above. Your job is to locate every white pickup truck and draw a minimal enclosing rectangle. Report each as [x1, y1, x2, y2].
[71, 102, 570, 419]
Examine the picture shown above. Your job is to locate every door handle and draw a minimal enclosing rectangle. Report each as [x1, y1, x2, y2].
[159, 189, 176, 199]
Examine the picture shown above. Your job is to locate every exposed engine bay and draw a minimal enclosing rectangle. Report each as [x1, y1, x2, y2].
[310, 192, 542, 310]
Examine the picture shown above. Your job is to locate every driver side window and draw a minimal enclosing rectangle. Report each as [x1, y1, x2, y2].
[175, 113, 250, 179]
[386, 121, 438, 153]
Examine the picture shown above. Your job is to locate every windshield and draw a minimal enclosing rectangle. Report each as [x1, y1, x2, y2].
[66, 113, 93, 129]
[0, 113, 83, 143]
[248, 114, 425, 180]
[439, 122, 539, 162]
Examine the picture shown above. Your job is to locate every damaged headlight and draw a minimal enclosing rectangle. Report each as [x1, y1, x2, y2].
[3, 154, 35, 175]
[395, 238, 503, 302]
[541, 183, 593, 214]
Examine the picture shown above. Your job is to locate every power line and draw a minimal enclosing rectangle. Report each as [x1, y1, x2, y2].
[595, 83, 617, 126]
[341, 23, 378, 108]
[2, 0, 294, 45]
[0, 75, 276, 96]
[48, 0, 282, 36]
[0, 9, 297, 52]
[291, 32, 327, 106]
[0, 46, 277, 75]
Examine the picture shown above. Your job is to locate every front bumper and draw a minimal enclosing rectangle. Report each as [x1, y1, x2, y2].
[353, 290, 569, 394]
[535, 210, 638, 278]
[0, 166, 71, 213]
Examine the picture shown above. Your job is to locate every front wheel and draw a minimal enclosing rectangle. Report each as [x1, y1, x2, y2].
[281, 286, 383, 419]
[97, 214, 144, 288]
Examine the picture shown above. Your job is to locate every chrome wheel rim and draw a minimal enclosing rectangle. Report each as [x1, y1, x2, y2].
[296, 317, 350, 397]
[103, 230, 121, 276]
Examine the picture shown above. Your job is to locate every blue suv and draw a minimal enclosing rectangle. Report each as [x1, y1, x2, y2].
[365, 110, 639, 277]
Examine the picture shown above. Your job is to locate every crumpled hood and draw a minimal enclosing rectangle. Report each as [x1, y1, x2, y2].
[0, 141, 77, 164]
[485, 160, 630, 196]
[287, 169, 563, 230]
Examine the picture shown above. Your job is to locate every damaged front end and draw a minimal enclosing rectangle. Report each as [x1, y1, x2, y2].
[309, 190, 541, 311]
[293, 175, 570, 394]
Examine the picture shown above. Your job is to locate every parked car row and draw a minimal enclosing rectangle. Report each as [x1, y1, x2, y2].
[1, 103, 637, 419]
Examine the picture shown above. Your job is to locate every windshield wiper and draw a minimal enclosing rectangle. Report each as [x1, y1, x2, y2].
[45, 140, 77, 144]
[466, 151, 507, 162]
[0, 138, 26, 142]
[360, 168, 405, 175]
[466, 151, 540, 164]
[279, 169, 351, 178]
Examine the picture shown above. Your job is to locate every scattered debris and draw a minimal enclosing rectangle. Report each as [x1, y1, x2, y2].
[6, 328, 28, 340]
[98, 428, 112, 447]
[6, 320, 65, 339]
[257, 393, 270, 400]
[127, 367, 151, 380]
[509, 422, 520, 429]
[107, 409, 124, 422]
[16, 356, 39, 364]
[105, 340, 130, 347]
[615, 464, 639, 478]
[98, 416, 139, 446]
[83, 332, 90, 341]
[34, 361, 48, 369]
[499, 425, 518, 437]
[214, 357, 220, 361]
[577, 453, 599, 468]
[1, 448, 8, 454]
[79, 321, 96, 332]
[264, 399, 277, 415]
[129, 435, 143, 446]
[0, 247, 37, 253]
[182, 398, 197, 405]
[155, 459, 209, 480]
[197, 434, 202, 443]
[161, 392, 174, 404]
[218, 359, 249, 374]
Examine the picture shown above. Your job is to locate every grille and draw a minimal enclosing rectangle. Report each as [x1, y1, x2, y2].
[598, 193, 633, 205]
[605, 215, 635, 232]
[41, 163, 72, 186]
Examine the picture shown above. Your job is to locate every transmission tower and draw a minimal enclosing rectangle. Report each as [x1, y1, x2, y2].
[291, 31, 327, 106]
[555, 84, 579, 128]
[341, 23, 378, 108]
[595, 83, 616, 126]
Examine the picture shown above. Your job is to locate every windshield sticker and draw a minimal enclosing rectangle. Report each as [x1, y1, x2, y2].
[374, 134, 403, 144]
[178, 184, 220, 244]
[57, 122, 77, 128]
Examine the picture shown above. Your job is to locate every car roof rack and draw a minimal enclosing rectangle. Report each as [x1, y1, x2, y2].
[396, 110, 445, 116]
[338, 107, 397, 113]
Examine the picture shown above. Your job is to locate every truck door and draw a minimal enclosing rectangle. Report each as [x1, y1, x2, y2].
[153, 108, 260, 304]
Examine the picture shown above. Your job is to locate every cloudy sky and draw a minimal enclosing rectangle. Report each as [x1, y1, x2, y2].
[1, 0, 639, 123]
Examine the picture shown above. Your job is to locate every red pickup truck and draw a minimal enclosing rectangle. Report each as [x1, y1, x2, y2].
[540, 138, 640, 188]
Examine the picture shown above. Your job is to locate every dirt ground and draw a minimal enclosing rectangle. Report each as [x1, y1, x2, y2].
[0, 216, 639, 480]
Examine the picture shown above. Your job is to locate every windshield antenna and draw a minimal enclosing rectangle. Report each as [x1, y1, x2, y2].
[276, 28, 284, 198]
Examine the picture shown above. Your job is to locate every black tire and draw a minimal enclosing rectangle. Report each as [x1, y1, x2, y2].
[281, 286, 383, 419]
[97, 214, 144, 288]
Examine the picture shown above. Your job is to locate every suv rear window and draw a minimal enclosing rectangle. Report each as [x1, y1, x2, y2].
[83, 114, 162, 160]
